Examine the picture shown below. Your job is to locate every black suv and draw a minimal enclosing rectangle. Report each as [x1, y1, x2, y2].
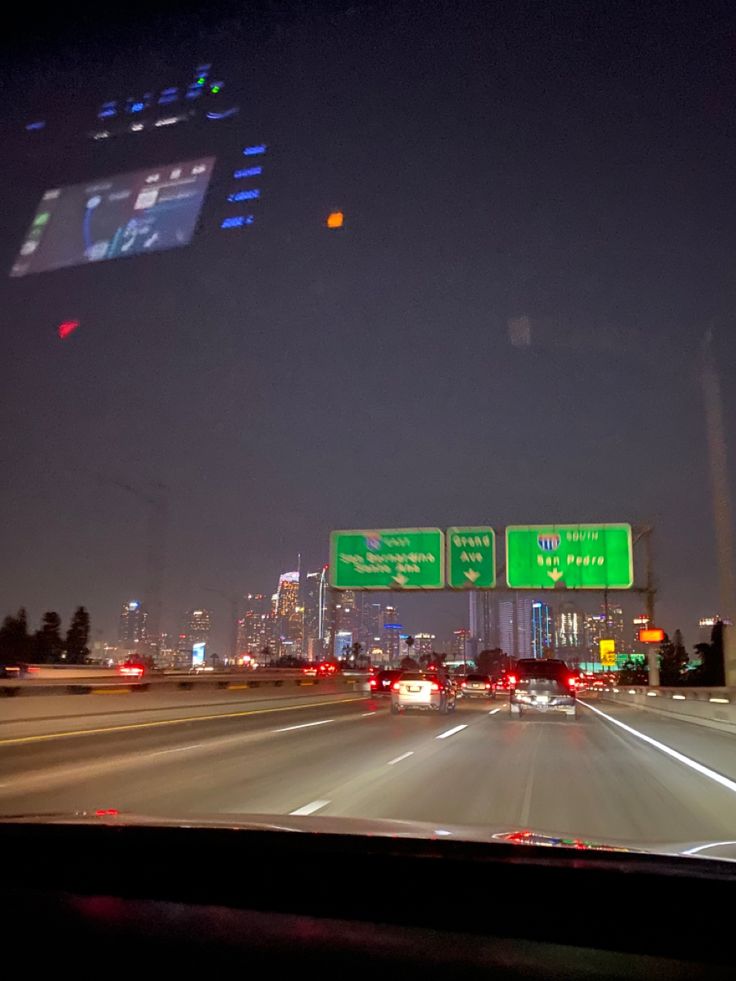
[508, 659, 577, 720]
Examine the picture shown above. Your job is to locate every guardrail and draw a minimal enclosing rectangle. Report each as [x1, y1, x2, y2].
[596, 685, 736, 734]
[0, 670, 370, 698]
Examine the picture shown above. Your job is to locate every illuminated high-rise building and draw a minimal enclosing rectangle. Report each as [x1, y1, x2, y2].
[451, 628, 470, 663]
[530, 601, 554, 658]
[302, 571, 324, 661]
[237, 594, 276, 661]
[584, 612, 607, 658]
[555, 601, 584, 660]
[414, 633, 436, 658]
[276, 572, 299, 618]
[274, 571, 301, 656]
[118, 599, 147, 650]
[382, 607, 402, 663]
[178, 609, 211, 649]
[497, 595, 535, 658]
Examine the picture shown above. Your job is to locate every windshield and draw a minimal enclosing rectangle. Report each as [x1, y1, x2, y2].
[2, 0, 736, 863]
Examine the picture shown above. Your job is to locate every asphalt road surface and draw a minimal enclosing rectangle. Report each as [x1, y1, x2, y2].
[2, 692, 736, 848]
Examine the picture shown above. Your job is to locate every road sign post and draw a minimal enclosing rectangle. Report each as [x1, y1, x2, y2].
[447, 527, 496, 589]
[506, 524, 633, 590]
[329, 529, 445, 590]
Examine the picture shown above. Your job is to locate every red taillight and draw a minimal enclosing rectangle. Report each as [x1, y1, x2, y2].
[431, 682, 441, 692]
[461, 681, 467, 687]
[485, 683, 492, 689]
[507, 674, 517, 686]
[95, 808, 119, 817]
[392, 682, 400, 691]
[567, 676, 577, 688]
[369, 678, 377, 688]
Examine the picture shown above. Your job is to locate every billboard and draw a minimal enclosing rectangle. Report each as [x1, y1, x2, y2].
[192, 642, 206, 667]
[10, 156, 215, 277]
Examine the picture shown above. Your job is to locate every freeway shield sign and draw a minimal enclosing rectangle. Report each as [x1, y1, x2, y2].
[329, 528, 445, 590]
[447, 527, 496, 588]
[506, 524, 633, 589]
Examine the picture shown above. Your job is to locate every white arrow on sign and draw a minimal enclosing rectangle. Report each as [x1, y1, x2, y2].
[464, 570, 480, 583]
[547, 569, 564, 583]
[393, 573, 408, 587]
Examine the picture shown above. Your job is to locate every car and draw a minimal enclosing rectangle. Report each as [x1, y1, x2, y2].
[459, 673, 495, 699]
[369, 669, 402, 696]
[391, 672, 457, 714]
[508, 659, 578, 719]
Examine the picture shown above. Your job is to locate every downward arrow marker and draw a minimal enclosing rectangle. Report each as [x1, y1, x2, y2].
[464, 569, 481, 583]
[393, 573, 408, 587]
[547, 568, 564, 583]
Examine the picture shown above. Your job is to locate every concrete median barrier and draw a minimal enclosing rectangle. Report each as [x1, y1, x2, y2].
[598, 686, 736, 734]
[0, 671, 370, 699]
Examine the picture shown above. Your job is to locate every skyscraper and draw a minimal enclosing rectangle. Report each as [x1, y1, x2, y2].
[237, 594, 275, 662]
[382, 606, 402, 663]
[414, 633, 436, 658]
[301, 571, 323, 662]
[451, 628, 470, 664]
[469, 591, 498, 651]
[176, 609, 212, 667]
[555, 600, 584, 661]
[530, 601, 554, 658]
[118, 600, 147, 650]
[497, 595, 535, 657]
[584, 612, 607, 658]
[275, 571, 300, 656]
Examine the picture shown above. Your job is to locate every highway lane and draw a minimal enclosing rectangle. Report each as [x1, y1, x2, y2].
[2, 694, 736, 849]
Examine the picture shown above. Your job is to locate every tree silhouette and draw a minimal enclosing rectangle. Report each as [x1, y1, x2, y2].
[65, 607, 91, 664]
[34, 611, 64, 664]
[0, 609, 31, 666]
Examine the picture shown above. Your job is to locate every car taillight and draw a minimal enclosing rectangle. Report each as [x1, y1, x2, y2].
[485, 683, 492, 689]
[369, 678, 377, 688]
[431, 682, 441, 692]
[507, 674, 517, 686]
[567, 676, 577, 688]
[461, 681, 467, 687]
[392, 682, 400, 691]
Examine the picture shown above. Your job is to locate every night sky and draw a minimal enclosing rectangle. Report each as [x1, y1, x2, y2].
[1, 0, 735, 652]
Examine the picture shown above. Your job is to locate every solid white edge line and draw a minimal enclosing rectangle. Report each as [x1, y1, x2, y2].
[361, 711, 377, 716]
[436, 724, 468, 740]
[489, 708, 501, 715]
[273, 719, 333, 733]
[387, 751, 414, 765]
[682, 840, 736, 855]
[579, 699, 736, 795]
[289, 799, 330, 816]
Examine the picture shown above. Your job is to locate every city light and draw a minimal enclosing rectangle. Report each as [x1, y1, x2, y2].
[326, 211, 344, 228]
[243, 144, 267, 156]
[638, 628, 665, 643]
[228, 189, 260, 202]
[57, 320, 80, 339]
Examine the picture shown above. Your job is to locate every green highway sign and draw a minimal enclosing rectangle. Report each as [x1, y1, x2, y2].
[330, 528, 445, 590]
[506, 524, 633, 590]
[447, 527, 496, 589]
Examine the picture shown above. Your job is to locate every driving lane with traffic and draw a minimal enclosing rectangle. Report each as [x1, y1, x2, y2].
[2, 694, 736, 848]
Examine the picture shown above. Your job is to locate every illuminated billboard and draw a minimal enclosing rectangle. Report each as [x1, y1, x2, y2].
[10, 156, 215, 277]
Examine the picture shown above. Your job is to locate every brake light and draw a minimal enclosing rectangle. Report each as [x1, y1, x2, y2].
[392, 682, 400, 691]
[485, 683, 492, 689]
[461, 681, 467, 687]
[507, 674, 517, 686]
[369, 678, 377, 688]
[567, 676, 577, 688]
[431, 682, 441, 692]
